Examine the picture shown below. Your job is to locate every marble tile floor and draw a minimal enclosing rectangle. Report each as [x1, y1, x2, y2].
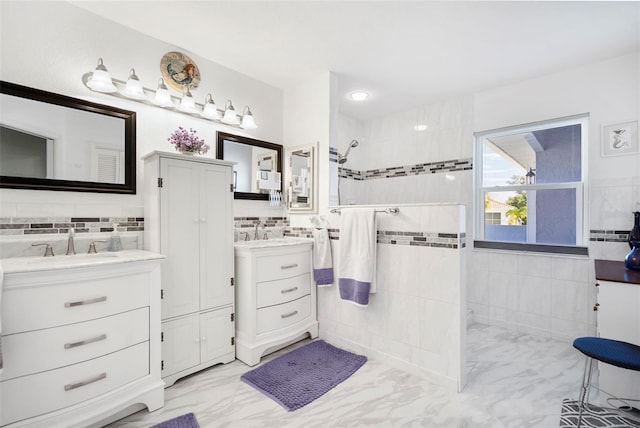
[107, 323, 586, 428]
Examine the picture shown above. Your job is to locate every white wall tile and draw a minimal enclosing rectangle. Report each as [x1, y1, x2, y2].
[517, 254, 552, 278]
[518, 275, 551, 316]
[550, 257, 591, 283]
[488, 271, 519, 310]
[550, 279, 589, 323]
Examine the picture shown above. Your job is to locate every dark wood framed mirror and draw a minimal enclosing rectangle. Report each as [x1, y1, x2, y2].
[0, 81, 136, 194]
[216, 131, 283, 200]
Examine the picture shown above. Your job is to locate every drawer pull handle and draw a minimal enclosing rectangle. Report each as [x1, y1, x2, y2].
[64, 296, 107, 308]
[281, 264, 298, 270]
[281, 286, 299, 294]
[64, 372, 107, 391]
[281, 310, 298, 319]
[64, 334, 107, 349]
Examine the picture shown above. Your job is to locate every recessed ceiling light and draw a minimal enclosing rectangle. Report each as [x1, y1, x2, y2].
[414, 124, 428, 131]
[349, 91, 369, 101]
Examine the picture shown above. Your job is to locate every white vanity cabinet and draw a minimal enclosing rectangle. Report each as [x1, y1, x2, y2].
[143, 151, 235, 386]
[0, 251, 164, 428]
[234, 240, 318, 366]
[594, 259, 640, 406]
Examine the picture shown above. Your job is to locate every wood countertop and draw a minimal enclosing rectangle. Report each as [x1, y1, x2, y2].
[595, 259, 640, 285]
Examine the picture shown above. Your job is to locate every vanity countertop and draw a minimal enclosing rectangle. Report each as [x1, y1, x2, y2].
[0, 249, 165, 274]
[595, 259, 640, 285]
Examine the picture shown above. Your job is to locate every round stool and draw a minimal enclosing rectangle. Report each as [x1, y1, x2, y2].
[573, 337, 640, 427]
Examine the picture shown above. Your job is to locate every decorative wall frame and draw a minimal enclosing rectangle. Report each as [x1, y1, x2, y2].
[601, 120, 639, 157]
[160, 51, 200, 91]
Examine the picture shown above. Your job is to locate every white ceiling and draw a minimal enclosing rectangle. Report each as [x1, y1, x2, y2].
[71, 1, 640, 122]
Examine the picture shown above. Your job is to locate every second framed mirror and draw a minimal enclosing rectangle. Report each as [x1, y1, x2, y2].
[287, 143, 317, 213]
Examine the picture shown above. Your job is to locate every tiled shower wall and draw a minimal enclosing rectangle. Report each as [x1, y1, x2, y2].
[335, 69, 639, 344]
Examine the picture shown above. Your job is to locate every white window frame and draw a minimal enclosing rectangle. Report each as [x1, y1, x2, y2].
[473, 114, 589, 254]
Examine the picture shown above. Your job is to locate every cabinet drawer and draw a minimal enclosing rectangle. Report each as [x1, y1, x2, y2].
[256, 295, 311, 334]
[3, 272, 150, 334]
[255, 251, 310, 283]
[1, 308, 149, 381]
[256, 274, 311, 308]
[0, 342, 149, 426]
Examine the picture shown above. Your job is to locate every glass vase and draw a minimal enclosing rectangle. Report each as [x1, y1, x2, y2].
[624, 211, 640, 270]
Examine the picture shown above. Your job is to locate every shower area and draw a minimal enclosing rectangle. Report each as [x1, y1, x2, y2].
[318, 96, 474, 391]
[329, 97, 474, 208]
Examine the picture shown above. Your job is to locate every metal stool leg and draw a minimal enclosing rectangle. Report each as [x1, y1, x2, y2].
[577, 356, 595, 428]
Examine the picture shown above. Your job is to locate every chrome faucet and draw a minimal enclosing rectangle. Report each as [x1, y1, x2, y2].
[66, 227, 76, 255]
[254, 220, 264, 240]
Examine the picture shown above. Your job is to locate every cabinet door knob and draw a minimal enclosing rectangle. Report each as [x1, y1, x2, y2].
[593, 303, 600, 311]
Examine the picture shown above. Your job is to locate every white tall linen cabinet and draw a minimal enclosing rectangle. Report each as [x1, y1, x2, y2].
[143, 151, 236, 387]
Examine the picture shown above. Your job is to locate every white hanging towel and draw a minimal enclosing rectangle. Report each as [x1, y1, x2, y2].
[338, 208, 376, 306]
[312, 228, 334, 286]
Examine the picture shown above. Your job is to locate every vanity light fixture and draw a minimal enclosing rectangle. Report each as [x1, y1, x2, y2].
[349, 91, 369, 101]
[120, 68, 147, 100]
[86, 58, 118, 93]
[240, 106, 257, 129]
[200, 93, 221, 120]
[152, 78, 174, 108]
[222, 100, 240, 125]
[81, 57, 257, 129]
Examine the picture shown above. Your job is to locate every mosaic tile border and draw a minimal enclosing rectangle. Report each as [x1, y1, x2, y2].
[590, 229, 631, 243]
[378, 231, 466, 249]
[330, 147, 472, 180]
[284, 226, 465, 249]
[234, 216, 289, 241]
[0, 217, 144, 236]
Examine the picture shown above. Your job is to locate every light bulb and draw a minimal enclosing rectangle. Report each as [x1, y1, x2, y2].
[153, 78, 174, 108]
[221, 100, 240, 125]
[200, 93, 221, 120]
[86, 58, 118, 93]
[240, 106, 257, 129]
[121, 68, 146, 100]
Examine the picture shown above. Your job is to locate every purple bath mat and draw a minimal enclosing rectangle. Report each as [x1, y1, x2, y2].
[151, 412, 199, 428]
[240, 339, 367, 411]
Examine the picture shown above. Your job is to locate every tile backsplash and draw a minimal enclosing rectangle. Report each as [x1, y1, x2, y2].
[0, 217, 144, 235]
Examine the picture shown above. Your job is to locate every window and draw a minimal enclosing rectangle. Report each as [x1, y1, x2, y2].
[484, 212, 502, 225]
[474, 114, 588, 255]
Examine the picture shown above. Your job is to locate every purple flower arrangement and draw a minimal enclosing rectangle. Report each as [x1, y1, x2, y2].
[168, 127, 210, 155]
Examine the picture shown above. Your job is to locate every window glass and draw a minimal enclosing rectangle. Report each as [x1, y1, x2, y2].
[475, 115, 587, 252]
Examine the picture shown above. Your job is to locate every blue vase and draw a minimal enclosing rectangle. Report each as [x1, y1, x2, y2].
[624, 211, 640, 270]
[625, 246, 640, 270]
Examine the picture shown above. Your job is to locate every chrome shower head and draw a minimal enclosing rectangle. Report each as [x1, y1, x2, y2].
[338, 140, 359, 164]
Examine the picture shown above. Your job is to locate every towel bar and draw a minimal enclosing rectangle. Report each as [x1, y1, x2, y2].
[330, 207, 399, 214]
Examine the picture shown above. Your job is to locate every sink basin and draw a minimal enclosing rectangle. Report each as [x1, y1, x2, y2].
[234, 237, 312, 249]
[26, 252, 119, 264]
[1, 250, 165, 274]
